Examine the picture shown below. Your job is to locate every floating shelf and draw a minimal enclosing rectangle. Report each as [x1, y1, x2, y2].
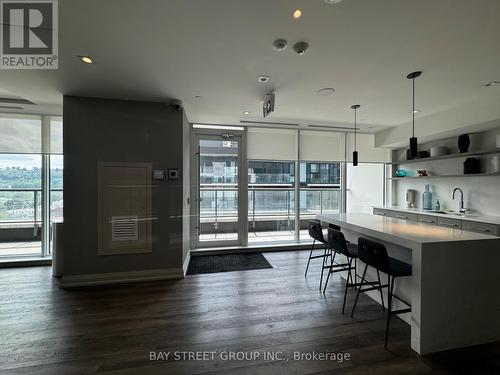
[389, 148, 500, 165]
[388, 172, 500, 180]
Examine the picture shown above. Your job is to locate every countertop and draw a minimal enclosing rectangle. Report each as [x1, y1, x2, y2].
[373, 206, 500, 225]
[317, 213, 498, 247]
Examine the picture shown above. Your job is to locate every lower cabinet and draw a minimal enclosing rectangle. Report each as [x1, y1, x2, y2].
[418, 214, 437, 225]
[461, 221, 500, 236]
[437, 217, 462, 229]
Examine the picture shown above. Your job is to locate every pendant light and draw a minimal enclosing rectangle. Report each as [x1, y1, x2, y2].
[407, 71, 422, 159]
[351, 104, 360, 166]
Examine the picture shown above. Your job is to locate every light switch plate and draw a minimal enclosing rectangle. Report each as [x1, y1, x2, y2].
[153, 169, 165, 180]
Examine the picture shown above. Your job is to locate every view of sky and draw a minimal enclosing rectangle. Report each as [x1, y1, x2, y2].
[0, 154, 63, 169]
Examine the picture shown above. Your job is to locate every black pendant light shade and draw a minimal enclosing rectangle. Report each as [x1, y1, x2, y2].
[351, 104, 360, 166]
[407, 71, 422, 159]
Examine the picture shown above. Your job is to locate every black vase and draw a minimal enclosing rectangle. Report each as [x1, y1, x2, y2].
[464, 157, 480, 174]
[458, 134, 470, 153]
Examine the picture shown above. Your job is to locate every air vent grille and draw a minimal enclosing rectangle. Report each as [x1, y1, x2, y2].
[111, 216, 138, 242]
[0, 97, 35, 105]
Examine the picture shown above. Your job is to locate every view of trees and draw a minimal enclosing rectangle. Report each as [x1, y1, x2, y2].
[0, 166, 63, 221]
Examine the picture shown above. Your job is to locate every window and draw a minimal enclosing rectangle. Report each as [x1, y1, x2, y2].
[0, 115, 63, 259]
[248, 161, 295, 243]
[299, 162, 341, 240]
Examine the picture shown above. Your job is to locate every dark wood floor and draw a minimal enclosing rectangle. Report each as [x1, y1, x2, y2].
[1, 251, 500, 375]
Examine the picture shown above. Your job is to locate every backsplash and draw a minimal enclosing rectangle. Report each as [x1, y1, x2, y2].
[391, 127, 500, 216]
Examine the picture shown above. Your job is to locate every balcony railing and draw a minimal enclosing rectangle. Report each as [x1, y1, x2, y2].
[0, 188, 63, 224]
[199, 185, 340, 229]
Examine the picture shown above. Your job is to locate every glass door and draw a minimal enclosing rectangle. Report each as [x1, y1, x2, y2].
[192, 132, 246, 248]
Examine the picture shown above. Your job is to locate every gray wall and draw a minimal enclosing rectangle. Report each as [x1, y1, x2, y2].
[63, 96, 185, 276]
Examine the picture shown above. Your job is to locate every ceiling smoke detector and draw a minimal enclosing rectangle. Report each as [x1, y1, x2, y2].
[258, 76, 270, 83]
[293, 41, 309, 56]
[273, 39, 288, 51]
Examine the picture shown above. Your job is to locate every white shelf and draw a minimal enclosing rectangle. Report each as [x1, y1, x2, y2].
[390, 148, 500, 165]
[388, 172, 500, 180]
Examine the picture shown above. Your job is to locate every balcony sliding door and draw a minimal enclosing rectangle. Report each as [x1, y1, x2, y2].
[192, 130, 247, 248]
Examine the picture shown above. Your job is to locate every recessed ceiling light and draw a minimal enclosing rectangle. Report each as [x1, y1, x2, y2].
[258, 76, 270, 83]
[323, 0, 343, 4]
[243, 111, 251, 115]
[484, 81, 499, 87]
[78, 55, 94, 64]
[317, 88, 336, 96]
[292, 9, 302, 19]
[412, 109, 421, 114]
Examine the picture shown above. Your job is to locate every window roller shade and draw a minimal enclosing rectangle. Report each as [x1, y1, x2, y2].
[300, 131, 344, 162]
[247, 128, 297, 160]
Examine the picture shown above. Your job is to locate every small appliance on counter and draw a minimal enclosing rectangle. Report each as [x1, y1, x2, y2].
[464, 157, 481, 174]
[406, 189, 417, 208]
[423, 185, 433, 210]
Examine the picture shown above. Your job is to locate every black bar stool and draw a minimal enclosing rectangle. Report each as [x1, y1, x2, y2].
[304, 220, 331, 289]
[322, 229, 358, 311]
[351, 237, 412, 349]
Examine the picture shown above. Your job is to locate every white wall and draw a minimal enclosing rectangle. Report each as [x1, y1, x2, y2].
[347, 163, 385, 213]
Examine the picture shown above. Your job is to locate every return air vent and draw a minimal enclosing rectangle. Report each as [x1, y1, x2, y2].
[0, 97, 35, 105]
[240, 120, 300, 126]
[111, 216, 138, 242]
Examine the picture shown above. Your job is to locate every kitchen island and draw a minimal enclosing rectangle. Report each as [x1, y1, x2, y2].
[317, 213, 500, 355]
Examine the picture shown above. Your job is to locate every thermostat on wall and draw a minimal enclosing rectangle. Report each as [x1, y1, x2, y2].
[153, 169, 165, 180]
[168, 168, 179, 180]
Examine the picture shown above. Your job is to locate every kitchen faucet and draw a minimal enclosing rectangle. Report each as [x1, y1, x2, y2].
[452, 188, 467, 214]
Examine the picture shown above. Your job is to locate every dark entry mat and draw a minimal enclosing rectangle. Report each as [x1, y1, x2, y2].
[187, 253, 273, 275]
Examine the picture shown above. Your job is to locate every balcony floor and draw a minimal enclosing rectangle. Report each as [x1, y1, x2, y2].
[199, 229, 310, 244]
[0, 241, 42, 258]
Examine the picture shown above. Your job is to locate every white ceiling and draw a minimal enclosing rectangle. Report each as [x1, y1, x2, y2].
[1, 0, 500, 135]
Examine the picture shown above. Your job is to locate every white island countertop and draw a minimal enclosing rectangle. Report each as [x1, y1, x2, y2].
[316, 213, 497, 248]
[317, 212, 500, 355]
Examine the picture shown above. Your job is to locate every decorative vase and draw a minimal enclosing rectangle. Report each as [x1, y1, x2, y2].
[464, 157, 480, 174]
[423, 185, 433, 210]
[458, 134, 470, 153]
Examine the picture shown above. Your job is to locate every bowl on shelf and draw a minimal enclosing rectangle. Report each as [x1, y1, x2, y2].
[430, 146, 448, 157]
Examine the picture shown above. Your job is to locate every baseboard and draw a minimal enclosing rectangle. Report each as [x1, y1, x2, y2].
[191, 242, 312, 256]
[182, 251, 191, 276]
[59, 268, 183, 288]
[0, 258, 52, 268]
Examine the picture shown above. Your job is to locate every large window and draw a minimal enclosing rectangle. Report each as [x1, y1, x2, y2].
[0, 115, 63, 259]
[299, 162, 341, 240]
[248, 161, 295, 243]
[192, 126, 389, 248]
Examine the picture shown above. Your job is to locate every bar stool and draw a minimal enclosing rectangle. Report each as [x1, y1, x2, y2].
[351, 237, 412, 349]
[322, 230, 358, 313]
[304, 220, 331, 289]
